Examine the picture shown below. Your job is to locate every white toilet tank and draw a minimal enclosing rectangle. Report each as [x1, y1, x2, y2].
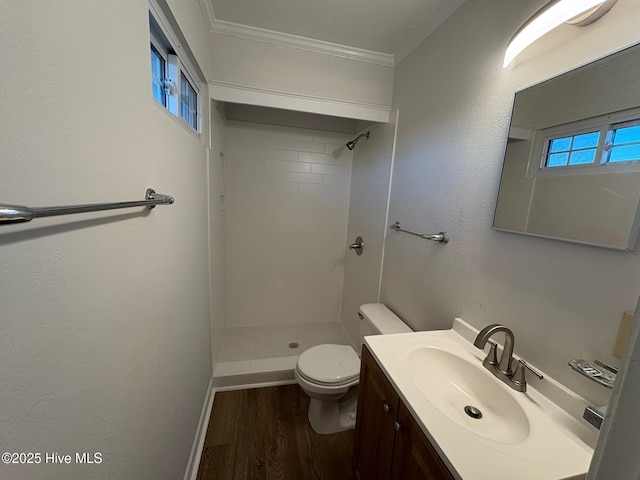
[358, 303, 412, 340]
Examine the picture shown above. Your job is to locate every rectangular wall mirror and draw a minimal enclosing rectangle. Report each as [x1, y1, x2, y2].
[494, 43, 640, 251]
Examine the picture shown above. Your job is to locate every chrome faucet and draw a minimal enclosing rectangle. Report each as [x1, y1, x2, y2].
[474, 324, 515, 375]
[473, 324, 543, 392]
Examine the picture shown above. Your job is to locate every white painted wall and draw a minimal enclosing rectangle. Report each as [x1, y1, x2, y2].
[383, 0, 640, 407]
[225, 121, 353, 327]
[341, 113, 399, 348]
[0, 2, 211, 479]
[208, 33, 394, 121]
[166, 0, 212, 77]
[209, 104, 228, 366]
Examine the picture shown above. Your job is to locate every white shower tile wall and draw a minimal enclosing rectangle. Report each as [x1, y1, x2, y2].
[225, 121, 354, 328]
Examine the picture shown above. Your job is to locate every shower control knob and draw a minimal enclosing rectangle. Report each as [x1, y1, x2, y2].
[349, 236, 364, 256]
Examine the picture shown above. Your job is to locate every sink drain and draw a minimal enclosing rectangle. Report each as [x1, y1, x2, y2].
[288, 342, 299, 349]
[464, 406, 482, 419]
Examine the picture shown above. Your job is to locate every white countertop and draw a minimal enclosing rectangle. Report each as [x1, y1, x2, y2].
[364, 318, 596, 480]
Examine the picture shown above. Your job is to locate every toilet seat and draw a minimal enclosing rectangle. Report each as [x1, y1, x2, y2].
[296, 344, 360, 386]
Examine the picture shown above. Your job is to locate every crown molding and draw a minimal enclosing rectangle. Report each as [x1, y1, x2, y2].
[208, 80, 391, 123]
[197, 0, 217, 29]
[197, 0, 394, 67]
[210, 20, 395, 67]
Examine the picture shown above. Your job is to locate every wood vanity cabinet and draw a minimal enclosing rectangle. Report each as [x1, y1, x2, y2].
[352, 345, 399, 480]
[352, 346, 454, 480]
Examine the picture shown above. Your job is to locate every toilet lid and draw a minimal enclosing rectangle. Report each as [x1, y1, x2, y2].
[297, 344, 360, 385]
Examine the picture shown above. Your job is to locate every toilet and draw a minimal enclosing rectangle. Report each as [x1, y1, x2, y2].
[294, 303, 413, 434]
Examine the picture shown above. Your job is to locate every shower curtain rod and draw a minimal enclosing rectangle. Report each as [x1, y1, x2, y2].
[0, 188, 174, 225]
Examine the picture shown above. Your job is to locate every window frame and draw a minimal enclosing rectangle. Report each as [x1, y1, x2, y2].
[541, 125, 607, 169]
[148, 0, 202, 135]
[530, 107, 640, 178]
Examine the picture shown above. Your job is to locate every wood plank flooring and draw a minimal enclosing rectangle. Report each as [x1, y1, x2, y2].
[196, 384, 355, 480]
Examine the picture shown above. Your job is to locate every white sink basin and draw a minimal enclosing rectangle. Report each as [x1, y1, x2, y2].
[408, 347, 530, 444]
[364, 319, 595, 480]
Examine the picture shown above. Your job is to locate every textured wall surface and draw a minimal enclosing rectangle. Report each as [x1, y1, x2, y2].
[383, 0, 640, 405]
[0, 1, 211, 479]
[341, 113, 398, 348]
[225, 121, 353, 327]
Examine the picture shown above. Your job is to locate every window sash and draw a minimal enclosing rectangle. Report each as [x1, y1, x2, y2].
[603, 119, 640, 164]
[542, 126, 608, 169]
[150, 44, 167, 107]
[180, 72, 198, 130]
[544, 130, 602, 168]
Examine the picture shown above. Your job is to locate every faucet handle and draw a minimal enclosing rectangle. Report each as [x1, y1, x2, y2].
[519, 359, 543, 379]
[483, 340, 499, 367]
[512, 359, 544, 392]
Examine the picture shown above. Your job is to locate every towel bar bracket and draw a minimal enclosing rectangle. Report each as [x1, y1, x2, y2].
[145, 188, 174, 209]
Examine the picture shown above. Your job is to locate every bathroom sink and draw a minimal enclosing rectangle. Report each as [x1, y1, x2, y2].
[364, 319, 596, 480]
[407, 347, 530, 444]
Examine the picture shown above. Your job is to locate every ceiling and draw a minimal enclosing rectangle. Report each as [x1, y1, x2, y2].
[207, 0, 466, 62]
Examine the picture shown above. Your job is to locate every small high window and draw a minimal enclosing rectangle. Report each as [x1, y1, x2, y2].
[539, 107, 640, 172]
[149, 1, 201, 134]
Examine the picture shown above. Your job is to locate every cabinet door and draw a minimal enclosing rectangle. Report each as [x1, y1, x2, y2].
[352, 346, 399, 480]
[390, 402, 454, 480]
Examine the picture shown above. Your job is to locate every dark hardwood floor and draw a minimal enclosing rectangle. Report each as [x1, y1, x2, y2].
[196, 384, 355, 480]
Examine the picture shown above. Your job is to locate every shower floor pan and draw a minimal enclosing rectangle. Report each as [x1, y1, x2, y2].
[213, 322, 352, 382]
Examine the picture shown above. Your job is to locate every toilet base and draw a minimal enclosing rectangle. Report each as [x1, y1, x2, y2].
[307, 387, 358, 434]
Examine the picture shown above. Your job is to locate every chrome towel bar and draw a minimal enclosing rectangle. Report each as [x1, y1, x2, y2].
[0, 188, 174, 225]
[389, 221, 449, 244]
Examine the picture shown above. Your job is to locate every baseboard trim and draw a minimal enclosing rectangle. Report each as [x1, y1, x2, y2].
[183, 377, 215, 480]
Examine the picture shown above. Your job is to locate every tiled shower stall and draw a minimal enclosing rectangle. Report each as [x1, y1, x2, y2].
[209, 106, 399, 380]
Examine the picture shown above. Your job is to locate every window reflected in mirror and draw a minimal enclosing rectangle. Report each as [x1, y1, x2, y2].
[494, 43, 640, 251]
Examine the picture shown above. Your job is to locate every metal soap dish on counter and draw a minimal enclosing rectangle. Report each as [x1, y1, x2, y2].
[568, 359, 618, 430]
[568, 359, 617, 389]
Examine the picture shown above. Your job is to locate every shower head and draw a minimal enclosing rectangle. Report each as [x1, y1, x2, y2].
[346, 131, 370, 150]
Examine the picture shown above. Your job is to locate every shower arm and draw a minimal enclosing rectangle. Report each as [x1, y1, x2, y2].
[346, 131, 370, 150]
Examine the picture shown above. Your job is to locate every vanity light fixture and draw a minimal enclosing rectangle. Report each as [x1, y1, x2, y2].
[503, 0, 618, 68]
